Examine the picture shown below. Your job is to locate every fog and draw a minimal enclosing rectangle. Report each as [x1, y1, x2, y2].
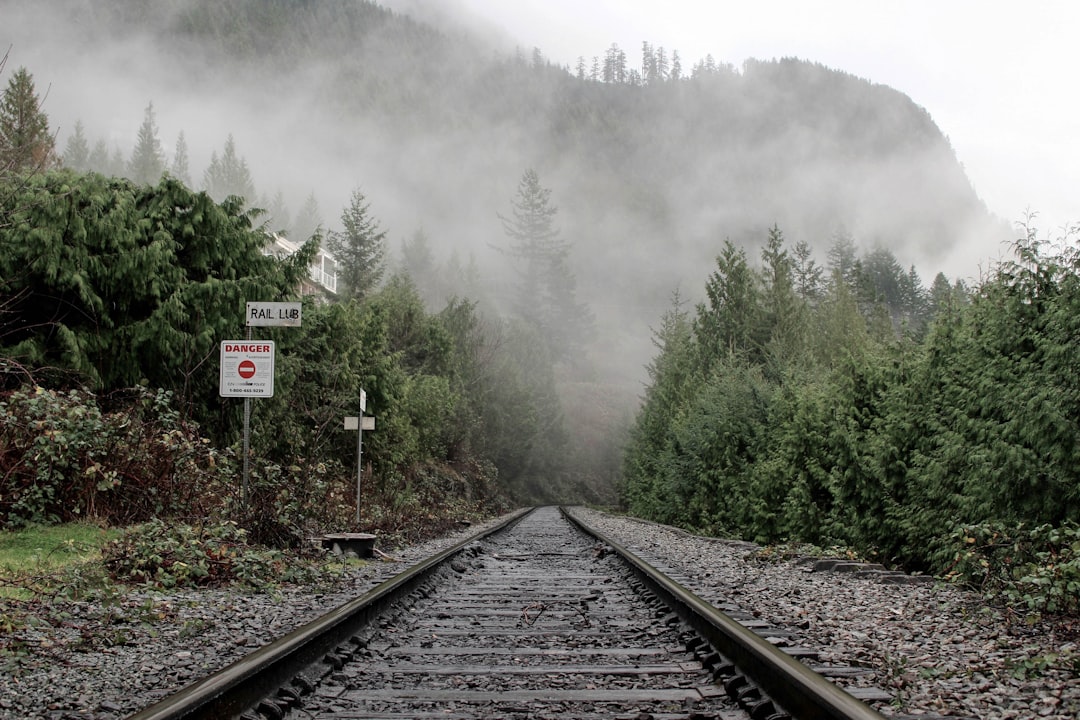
[0, 1, 1008, 397]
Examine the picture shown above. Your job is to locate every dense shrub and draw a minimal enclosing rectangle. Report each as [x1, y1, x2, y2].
[0, 385, 231, 528]
[101, 519, 327, 589]
[936, 522, 1080, 616]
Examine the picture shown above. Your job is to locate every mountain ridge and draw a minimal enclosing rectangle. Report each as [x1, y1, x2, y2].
[1, 0, 1007, 383]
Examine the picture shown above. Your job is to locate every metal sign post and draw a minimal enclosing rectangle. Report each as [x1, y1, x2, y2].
[344, 390, 374, 526]
[222, 301, 300, 509]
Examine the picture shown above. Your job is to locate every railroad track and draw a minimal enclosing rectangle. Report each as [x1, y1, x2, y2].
[128, 507, 887, 720]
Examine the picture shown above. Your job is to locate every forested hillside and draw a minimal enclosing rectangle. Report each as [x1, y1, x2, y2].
[2, 0, 1005, 375]
[1, 0, 1032, 570]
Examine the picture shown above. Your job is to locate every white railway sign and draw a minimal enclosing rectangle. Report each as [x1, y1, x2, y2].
[246, 301, 302, 327]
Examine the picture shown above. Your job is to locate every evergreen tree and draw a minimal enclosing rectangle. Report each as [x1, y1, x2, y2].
[623, 291, 697, 517]
[292, 192, 322, 242]
[0, 66, 57, 172]
[826, 230, 858, 288]
[170, 131, 191, 186]
[0, 170, 314, 403]
[62, 120, 90, 172]
[263, 189, 291, 236]
[128, 102, 166, 185]
[498, 168, 591, 358]
[88, 139, 110, 174]
[108, 145, 126, 178]
[203, 134, 255, 203]
[793, 239, 824, 302]
[325, 188, 387, 301]
[401, 227, 439, 307]
[759, 225, 804, 372]
[693, 240, 762, 370]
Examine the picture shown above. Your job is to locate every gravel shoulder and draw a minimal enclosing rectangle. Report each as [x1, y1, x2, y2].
[3, 508, 1078, 720]
[575, 508, 1080, 720]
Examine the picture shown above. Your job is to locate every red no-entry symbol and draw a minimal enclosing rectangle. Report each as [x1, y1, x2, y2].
[238, 359, 256, 379]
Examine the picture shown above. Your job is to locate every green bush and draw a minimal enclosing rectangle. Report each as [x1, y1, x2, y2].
[0, 385, 232, 528]
[936, 521, 1080, 615]
[101, 519, 327, 589]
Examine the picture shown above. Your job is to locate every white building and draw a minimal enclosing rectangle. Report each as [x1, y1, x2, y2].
[265, 233, 337, 296]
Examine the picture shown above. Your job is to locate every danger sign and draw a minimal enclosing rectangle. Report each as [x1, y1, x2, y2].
[220, 340, 275, 397]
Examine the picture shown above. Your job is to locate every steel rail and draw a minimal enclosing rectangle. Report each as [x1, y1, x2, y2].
[125, 507, 533, 720]
[562, 506, 887, 720]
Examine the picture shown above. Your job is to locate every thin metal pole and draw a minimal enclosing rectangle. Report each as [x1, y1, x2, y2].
[242, 325, 252, 508]
[355, 418, 363, 526]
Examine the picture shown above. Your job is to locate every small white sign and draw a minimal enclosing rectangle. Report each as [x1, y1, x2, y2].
[359, 389, 367, 412]
[246, 301, 302, 327]
[344, 416, 376, 431]
[220, 341, 275, 397]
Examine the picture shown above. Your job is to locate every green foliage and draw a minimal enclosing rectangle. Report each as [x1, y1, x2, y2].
[625, 223, 1080, 614]
[656, 358, 772, 535]
[101, 519, 326, 589]
[0, 66, 57, 172]
[0, 385, 232, 528]
[127, 102, 165, 186]
[937, 522, 1080, 616]
[0, 170, 312, 406]
[202, 134, 255, 203]
[326, 188, 387, 301]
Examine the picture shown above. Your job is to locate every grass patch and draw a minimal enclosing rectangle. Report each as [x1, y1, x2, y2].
[0, 522, 120, 599]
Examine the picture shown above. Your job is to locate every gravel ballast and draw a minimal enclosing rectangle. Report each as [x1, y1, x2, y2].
[2, 508, 1078, 719]
[575, 508, 1080, 719]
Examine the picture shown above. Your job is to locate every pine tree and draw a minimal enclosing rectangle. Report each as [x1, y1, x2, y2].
[793, 239, 824, 302]
[826, 230, 858, 288]
[263, 190, 291, 236]
[170, 131, 191, 186]
[128, 102, 166, 185]
[759, 225, 804, 372]
[401, 227, 439, 307]
[326, 188, 387, 301]
[694, 240, 762, 370]
[498, 169, 591, 357]
[62, 120, 90, 171]
[88, 139, 110, 174]
[203, 134, 255, 203]
[0, 66, 57, 172]
[292, 193, 322, 242]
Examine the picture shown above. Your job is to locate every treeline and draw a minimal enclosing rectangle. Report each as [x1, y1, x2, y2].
[623, 224, 1080, 575]
[0, 57, 603, 539]
[0, 163, 586, 536]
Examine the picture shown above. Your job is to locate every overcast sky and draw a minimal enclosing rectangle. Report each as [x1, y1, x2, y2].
[388, 0, 1080, 248]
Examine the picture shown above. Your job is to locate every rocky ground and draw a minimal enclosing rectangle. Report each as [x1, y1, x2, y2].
[2, 508, 1078, 719]
[575, 508, 1080, 720]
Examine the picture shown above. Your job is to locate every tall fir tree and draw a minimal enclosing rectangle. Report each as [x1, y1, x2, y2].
[291, 193, 322, 243]
[62, 120, 90, 172]
[203, 134, 255, 203]
[263, 190, 292, 236]
[498, 169, 591, 359]
[0, 66, 57, 172]
[326, 188, 387, 301]
[170, 131, 191, 186]
[88, 139, 110, 174]
[128, 102, 166, 185]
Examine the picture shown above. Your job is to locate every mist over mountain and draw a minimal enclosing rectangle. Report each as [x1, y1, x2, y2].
[1, 0, 1007, 389]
